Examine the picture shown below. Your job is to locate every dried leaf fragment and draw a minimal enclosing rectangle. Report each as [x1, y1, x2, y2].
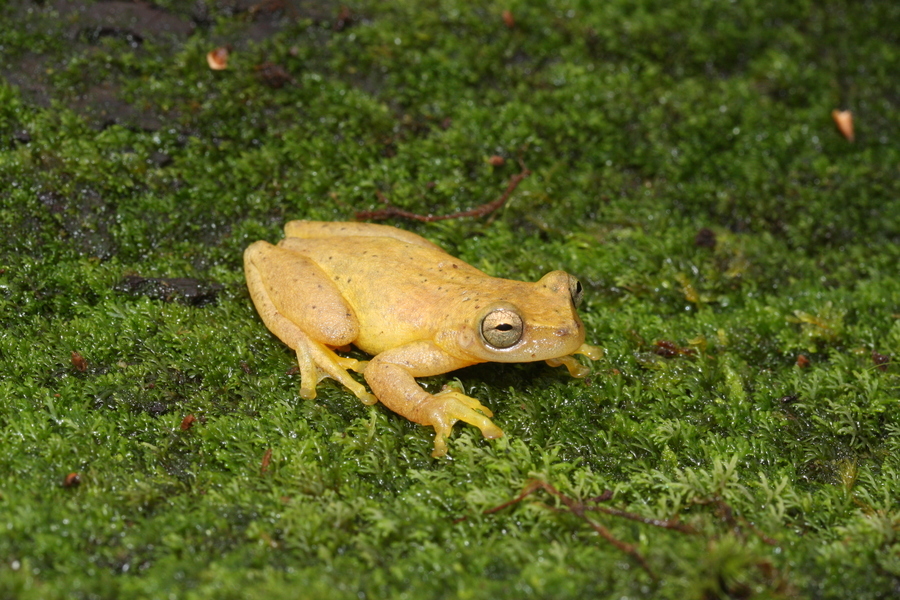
[502, 9, 515, 28]
[261, 448, 272, 474]
[180, 414, 197, 431]
[694, 227, 716, 249]
[334, 6, 354, 31]
[254, 62, 294, 88]
[488, 155, 505, 166]
[207, 47, 229, 70]
[63, 473, 81, 487]
[831, 109, 854, 142]
[654, 340, 696, 358]
[71, 351, 88, 372]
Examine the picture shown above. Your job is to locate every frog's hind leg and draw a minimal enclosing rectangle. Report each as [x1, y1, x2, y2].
[244, 241, 376, 405]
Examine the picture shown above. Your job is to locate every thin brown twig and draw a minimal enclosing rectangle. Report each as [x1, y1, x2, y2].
[691, 496, 779, 546]
[355, 165, 531, 222]
[460, 482, 781, 584]
[480, 480, 658, 578]
[584, 504, 698, 534]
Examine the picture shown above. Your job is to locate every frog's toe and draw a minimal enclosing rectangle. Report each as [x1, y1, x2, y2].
[295, 346, 320, 400]
[335, 355, 369, 374]
[576, 343, 604, 361]
[431, 430, 450, 458]
[434, 386, 494, 417]
[355, 390, 378, 406]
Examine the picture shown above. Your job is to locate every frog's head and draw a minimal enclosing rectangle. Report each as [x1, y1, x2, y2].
[453, 271, 588, 363]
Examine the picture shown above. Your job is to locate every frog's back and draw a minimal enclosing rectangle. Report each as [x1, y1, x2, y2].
[277, 235, 480, 288]
[283, 220, 446, 253]
[277, 232, 490, 353]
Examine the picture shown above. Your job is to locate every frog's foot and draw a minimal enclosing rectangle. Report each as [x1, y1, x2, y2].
[545, 343, 604, 378]
[425, 387, 504, 458]
[295, 337, 377, 405]
[546, 355, 590, 378]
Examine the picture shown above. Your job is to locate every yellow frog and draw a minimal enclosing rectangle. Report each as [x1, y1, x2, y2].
[244, 221, 602, 457]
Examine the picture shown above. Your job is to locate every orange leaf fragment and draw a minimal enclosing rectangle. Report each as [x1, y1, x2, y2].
[831, 109, 854, 142]
[207, 47, 229, 70]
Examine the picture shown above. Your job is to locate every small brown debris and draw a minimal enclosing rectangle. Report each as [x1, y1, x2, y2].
[440, 117, 452, 130]
[872, 351, 890, 371]
[488, 155, 506, 167]
[502, 9, 515, 28]
[796, 354, 810, 368]
[588, 489, 614, 502]
[831, 109, 854, 142]
[694, 227, 716, 249]
[654, 340, 696, 358]
[249, 0, 285, 17]
[334, 6, 354, 31]
[261, 448, 272, 474]
[63, 473, 81, 487]
[254, 62, 294, 88]
[207, 47, 229, 70]
[241, 361, 252, 374]
[180, 414, 197, 431]
[71, 351, 88, 372]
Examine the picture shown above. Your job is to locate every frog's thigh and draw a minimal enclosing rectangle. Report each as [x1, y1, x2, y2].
[284, 220, 445, 252]
[245, 241, 359, 346]
[245, 242, 374, 403]
[364, 342, 503, 457]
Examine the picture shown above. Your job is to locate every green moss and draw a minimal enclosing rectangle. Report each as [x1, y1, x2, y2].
[1, 0, 899, 598]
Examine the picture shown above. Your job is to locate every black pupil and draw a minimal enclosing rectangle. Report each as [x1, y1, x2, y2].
[496, 323, 513, 331]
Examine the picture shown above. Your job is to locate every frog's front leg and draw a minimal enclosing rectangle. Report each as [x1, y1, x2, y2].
[364, 342, 502, 457]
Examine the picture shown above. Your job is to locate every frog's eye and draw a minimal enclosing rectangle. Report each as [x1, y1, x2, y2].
[481, 308, 524, 349]
[569, 276, 584, 308]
